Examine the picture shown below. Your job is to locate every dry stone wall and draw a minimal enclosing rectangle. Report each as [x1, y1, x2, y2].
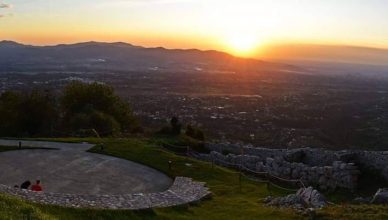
[205, 143, 388, 184]
[355, 151, 388, 180]
[207, 151, 358, 191]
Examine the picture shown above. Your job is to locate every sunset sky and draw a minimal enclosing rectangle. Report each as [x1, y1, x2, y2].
[1, 0, 388, 57]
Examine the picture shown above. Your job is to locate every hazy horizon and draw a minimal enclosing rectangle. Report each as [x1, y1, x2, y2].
[3, 39, 388, 52]
[2, 0, 388, 58]
[2, 39, 388, 66]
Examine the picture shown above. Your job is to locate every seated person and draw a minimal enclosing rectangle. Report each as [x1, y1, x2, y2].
[31, 180, 43, 192]
[20, 180, 31, 190]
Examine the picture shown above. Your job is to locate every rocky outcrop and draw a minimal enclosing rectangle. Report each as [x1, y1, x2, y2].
[371, 188, 388, 205]
[0, 177, 211, 210]
[296, 187, 327, 208]
[264, 194, 304, 210]
[353, 197, 372, 204]
[265, 187, 327, 209]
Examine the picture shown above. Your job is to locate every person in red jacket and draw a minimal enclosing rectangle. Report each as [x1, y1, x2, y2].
[31, 180, 43, 192]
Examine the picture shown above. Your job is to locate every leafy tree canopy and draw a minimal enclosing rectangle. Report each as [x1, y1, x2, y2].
[61, 82, 137, 135]
[0, 82, 137, 137]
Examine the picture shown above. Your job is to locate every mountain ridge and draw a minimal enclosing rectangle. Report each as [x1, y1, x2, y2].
[0, 40, 231, 56]
[0, 40, 295, 73]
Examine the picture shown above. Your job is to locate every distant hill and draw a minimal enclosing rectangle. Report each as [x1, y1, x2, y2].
[262, 44, 388, 66]
[0, 41, 296, 73]
[259, 44, 388, 78]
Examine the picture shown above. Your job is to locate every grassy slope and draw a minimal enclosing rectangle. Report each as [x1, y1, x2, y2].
[0, 138, 387, 220]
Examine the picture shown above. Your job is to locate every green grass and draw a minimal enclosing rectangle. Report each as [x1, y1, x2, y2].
[316, 205, 388, 220]
[0, 193, 55, 220]
[0, 137, 387, 219]
[88, 137, 300, 220]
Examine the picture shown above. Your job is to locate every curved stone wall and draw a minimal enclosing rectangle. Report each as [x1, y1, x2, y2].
[0, 177, 211, 210]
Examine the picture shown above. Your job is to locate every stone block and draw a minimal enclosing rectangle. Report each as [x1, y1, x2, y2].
[371, 188, 388, 204]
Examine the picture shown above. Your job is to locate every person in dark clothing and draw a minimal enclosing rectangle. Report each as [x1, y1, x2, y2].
[20, 180, 31, 189]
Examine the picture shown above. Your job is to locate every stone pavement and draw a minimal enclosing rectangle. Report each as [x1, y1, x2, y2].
[0, 140, 172, 195]
[0, 177, 211, 209]
[0, 140, 211, 209]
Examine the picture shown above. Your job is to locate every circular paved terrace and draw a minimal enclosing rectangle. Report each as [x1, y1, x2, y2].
[0, 139, 173, 195]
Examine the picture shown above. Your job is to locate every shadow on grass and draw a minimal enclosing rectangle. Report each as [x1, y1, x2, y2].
[0, 146, 59, 153]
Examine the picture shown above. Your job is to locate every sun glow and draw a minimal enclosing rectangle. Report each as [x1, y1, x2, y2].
[225, 33, 260, 56]
[200, 0, 280, 57]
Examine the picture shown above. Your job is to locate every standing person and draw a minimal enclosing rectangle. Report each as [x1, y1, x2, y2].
[20, 180, 31, 190]
[31, 180, 43, 192]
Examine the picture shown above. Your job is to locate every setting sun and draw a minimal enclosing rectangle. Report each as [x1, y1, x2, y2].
[225, 33, 260, 56]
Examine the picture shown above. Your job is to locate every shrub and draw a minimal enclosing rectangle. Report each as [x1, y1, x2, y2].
[185, 125, 205, 141]
[170, 117, 182, 135]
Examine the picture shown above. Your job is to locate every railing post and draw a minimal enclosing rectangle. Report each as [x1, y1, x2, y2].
[240, 146, 244, 172]
[266, 173, 271, 195]
[19, 141, 22, 149]
[239, 172, 242, 192]
[168, 160, 172, 171]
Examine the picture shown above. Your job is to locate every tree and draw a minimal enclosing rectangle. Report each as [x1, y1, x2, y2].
[0, 91, 22, 136]
[185, 125, 196, 138]
[0, 82, 138, 137]
[185, 124, 205, 141]
[0, 90, 58, 137]
[60, 82, 136, 136]
[170, 116, 182, 135]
